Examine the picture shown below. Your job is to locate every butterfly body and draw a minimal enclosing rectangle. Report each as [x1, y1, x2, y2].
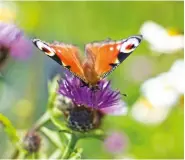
[33, 35, 142, 88]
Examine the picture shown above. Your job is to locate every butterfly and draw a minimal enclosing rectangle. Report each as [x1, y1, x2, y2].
[33, 35, 142, 89]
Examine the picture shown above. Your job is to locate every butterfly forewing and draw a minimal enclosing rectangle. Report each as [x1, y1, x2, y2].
[33, 39, 86, 82]
[85, 40, 120, 78]
[85, 35, 142, 79]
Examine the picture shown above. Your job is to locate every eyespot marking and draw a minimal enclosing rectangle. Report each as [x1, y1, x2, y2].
[125, 44, 135, 50]
[120, 36, 142, 54]
[33, 39, 56, 56]
[42, 47, 51, 53]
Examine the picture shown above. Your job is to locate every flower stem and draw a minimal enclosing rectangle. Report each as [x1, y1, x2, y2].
[33, 112, 50, 130]
[33, 95, 63, 131]
[62, 134, 77, 159]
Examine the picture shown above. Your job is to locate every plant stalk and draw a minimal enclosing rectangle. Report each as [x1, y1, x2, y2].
[61, 134, 77, 159]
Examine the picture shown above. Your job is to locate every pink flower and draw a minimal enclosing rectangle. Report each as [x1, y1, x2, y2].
[0, 21, 32, 64]
[104, 132, 128, 154]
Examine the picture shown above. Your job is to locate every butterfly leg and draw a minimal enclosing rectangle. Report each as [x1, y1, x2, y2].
[91, 84, 100, 92]
[80, 80, 89, 88]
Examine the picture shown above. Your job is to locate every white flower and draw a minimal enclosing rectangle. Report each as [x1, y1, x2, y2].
[167, 59, 185, 94]
[140, 21, 184, 53]
[131, 97, 170, 125]
[141, 73, 180, 109]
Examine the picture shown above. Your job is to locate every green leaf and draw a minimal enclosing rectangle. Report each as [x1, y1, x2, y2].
[0, 113, 19, 144]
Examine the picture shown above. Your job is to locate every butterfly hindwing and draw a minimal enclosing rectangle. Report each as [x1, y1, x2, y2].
[85, 35, 142, 79]
[33, 39, 86, 82]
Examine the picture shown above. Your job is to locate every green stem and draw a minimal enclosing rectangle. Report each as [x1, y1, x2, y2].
[49, 149, 62, 159]
[11, 149, 19, 159]
[33, 112, 50, 130]
[31, 153, 36, 159]
[0, 113, 26, 154]
[40, 127, 63, 149]
[62, 134, 77, 159]
[33, 96, 63, 131]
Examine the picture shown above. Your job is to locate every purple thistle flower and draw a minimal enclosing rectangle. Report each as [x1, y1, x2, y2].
[58, 73, 127, 115]
[58, 73, 127, 132]
[0, 21, 32, 67]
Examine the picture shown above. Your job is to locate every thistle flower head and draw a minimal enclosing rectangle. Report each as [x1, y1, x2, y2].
[58, 73, 127, 132]
[23, 130, 41, 153]
[58, 73, 126, 114]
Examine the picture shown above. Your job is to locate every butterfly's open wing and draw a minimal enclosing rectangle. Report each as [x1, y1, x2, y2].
[85, 35, 142, 79]
[33, 39, 86, 82]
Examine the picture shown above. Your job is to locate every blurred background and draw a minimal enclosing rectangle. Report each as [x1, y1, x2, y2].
[0, 1, 184, 159]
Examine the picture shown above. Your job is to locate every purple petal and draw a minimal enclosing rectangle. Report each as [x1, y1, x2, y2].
[58, 73, 126, 114]
[0, 22, 22, 45]
[10, 36, 33, 60]
[0, 21, 32, 60]
[100, 100, 128, 115]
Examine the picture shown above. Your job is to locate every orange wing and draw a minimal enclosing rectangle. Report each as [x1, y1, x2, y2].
[33, 39, 86, 82]
[85, 35, 142, 78]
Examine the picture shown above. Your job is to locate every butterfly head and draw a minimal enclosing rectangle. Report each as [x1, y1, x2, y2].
[119, 35, 143, 54]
